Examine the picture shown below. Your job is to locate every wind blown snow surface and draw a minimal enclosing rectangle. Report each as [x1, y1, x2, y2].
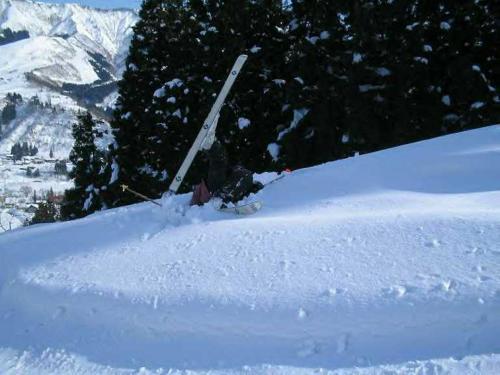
[1, 126, 500, 374]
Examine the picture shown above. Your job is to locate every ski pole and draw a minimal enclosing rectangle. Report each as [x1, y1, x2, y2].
[121, 185, 162, 207]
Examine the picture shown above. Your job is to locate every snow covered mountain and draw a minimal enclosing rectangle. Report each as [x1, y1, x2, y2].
[1, 125, 499, 374]
[0, 0, 138, 108]
[0, 0, 137, 232]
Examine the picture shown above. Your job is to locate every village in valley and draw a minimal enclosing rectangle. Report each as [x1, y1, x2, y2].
[0, 149, 72, 231]
[0, 93, 76, 232]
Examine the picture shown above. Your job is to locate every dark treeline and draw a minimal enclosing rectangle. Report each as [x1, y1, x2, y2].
[0, 28, 30, 46]
[65, 0, 499, 216]
[11, 142, 38, 161]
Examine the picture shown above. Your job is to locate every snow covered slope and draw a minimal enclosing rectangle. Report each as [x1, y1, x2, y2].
[0, 0, 137, 107]
[1, 125, 500, 374]
[0, 101, 75, 157]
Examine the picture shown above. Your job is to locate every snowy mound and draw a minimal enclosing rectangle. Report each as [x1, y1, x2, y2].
[1, 125, 500, 374]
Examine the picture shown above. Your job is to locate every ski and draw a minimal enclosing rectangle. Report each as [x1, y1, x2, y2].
[217, 201, 263, 215]
[168, 55, 248, 194]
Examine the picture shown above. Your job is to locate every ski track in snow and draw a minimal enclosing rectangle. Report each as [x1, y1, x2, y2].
[1, 125, 500, 373]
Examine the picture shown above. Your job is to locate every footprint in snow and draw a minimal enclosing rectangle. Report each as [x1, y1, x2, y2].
[424, 239, 442, 248]
[383, 285, 412, 298]
[297, 308, 308, 320]
[336, 333, 350, 354]
[433, 279, 458, 294]
[466, 246, 484, 256]
[323, 288, 347, 298]
[297, 339, 320, 358]
[472, 265, 485, 273]
[52, 306, 67, 319]
[478, 275, 492, 282]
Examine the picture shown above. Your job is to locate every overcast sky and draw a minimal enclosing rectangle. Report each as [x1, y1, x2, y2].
[38, 0, 142, 9]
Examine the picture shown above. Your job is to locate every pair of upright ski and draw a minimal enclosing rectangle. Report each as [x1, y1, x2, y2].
[168, 54, 248, 194]
[167, 55, 262, 215]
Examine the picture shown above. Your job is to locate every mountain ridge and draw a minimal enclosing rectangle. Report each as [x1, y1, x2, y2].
[0, 0, 138, 109]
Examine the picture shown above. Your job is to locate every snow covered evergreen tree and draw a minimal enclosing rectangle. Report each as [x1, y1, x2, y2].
[279, 0, 499, 168]
[103, 0, 291, 205]
[100, 0, 498, 208]
[30, 201, 59, 225]
[1, 102, 16, 124]
[105, 0, 205, 204]
[198, 0, 291, 173]
[61, 112, 105, 220]
[276, 0, 351, 169]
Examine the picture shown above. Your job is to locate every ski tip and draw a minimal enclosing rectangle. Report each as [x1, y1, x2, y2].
[217, 200, 263, 215]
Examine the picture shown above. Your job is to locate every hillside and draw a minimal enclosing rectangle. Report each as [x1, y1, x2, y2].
[0, 0, 138, 108]
[0, 125, 499, 374]
[0, 0, 133, 230]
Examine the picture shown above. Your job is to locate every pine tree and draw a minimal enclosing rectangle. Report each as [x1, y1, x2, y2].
[104, 0, 201, 205]
[434, 1, 499, 131]
[101, 0, 293, 207]
[277, 0, 351, 169]
[98, 0, 498, 212]
[61, 112, 106, 220]
[393, 0, 499, 141]
[193, 0, 291, 172]
[30, 201, 58, 225]
[1, 103, 16, 124]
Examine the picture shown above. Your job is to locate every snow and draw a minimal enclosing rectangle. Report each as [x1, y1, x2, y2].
[442, 95, 451, 106]
[1, 125, 500, 374]
[1, 348, 499, 375]
[406, 22, 419, 31]
[249, 45, 261, 53]
[277, 108, 309, 141]
[0, 102, 75, 157]
[267, 142, 280, 161]
[272, 79, 286, 87]
[375, 67, 391, 77]
[352, 53, 363, 64]
[109, 159, 119, 184]
[320, 31, 330, 40]
[471, 101, 485, 110]
[414, 56, 429, 64]
[294, 77, 304, 85]
[0, 0, 137, 62]
[0, 0, 138, 108]
[359, 84, 385, 93]
[440, 21, 451, 30]
[153, 87, 165, 98]
[82, 192, 93, 211]
[0, 152, 74, 232]
[237, 117, 250, 130]
[306, 35, 319, 44]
